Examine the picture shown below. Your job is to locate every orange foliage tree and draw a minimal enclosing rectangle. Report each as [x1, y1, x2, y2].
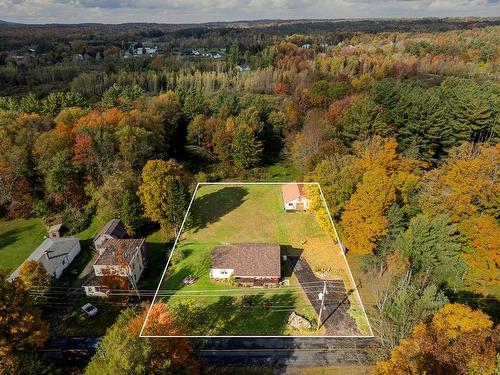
[341, 168, 396, 254]
[85, 303, 199, 374]
[460, 215, 500, 297]
[374, 304, 499, 375]
[0, 272, 49, 373]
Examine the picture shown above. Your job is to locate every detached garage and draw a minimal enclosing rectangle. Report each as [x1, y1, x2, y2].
[281, 184, 310, 211]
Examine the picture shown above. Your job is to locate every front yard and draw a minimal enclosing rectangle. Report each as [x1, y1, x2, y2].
[144, 183, 370, 336]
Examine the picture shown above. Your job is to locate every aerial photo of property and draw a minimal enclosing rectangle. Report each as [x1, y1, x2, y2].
[0, 2, 499, 373]
[142, 183, 371, 337]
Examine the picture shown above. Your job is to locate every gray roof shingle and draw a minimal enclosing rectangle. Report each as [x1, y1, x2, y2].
[8, 237, 80, 281]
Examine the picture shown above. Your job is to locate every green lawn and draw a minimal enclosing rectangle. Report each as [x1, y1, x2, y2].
[145, 184, 370, 336]
[0, 218, 47, 271]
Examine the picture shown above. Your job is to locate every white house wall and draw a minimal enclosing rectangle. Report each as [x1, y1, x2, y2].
[93, 249, 144, 281]
[283, 197, 310, 211]
[210, 268, 234, 279]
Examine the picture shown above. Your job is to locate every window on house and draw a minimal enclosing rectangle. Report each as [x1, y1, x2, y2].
[288, 203, 293, 207]
[221, 270, 228, 275]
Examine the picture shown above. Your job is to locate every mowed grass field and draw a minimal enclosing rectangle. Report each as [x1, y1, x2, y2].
[0, 218, 47, 271]
[146, 184, 370, 336]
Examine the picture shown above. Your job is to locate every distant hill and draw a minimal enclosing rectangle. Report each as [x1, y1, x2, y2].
[0, 20, 17, 27]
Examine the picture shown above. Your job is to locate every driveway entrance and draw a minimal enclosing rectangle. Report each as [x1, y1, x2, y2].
[288, 256, 360, 336]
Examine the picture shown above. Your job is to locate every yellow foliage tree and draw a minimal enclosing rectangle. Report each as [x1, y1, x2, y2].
[0, 273, 49, 373]
[19, 260, 51, 291]
[304, 184, 337, 240]
[353, 136, 399, 175]
[374, 304, 498, 375]
[137, 159, 189, 234]
[460, 215, 500, 297]
[341, 168, 396, 254]
[420, 143, 499, 221]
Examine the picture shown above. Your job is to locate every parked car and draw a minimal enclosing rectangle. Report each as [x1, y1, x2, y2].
[81, 303, 98, 317]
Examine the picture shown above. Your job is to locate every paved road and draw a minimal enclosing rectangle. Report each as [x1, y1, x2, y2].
[288, 256, 360, 336]
[200, 337, 377, 367]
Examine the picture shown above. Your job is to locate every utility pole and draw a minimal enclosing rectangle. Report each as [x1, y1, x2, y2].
[317, 281, 327, 331]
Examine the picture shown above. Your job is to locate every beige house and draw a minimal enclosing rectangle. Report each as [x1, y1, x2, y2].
[83, 219, 147, 297]
[83, 238, 147, 297]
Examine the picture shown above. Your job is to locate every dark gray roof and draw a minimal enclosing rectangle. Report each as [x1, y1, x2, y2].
[211, 244, 281, 278]
[94, 219, 126, 241]
[94, 238, 145, 266]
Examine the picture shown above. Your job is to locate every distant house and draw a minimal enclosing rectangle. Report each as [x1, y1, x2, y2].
[134, 46, 158, 56]
[281, 184, 310, 211]
[210, 244, 281, 287]
[48, 223, 64, 238]
[8, 238, 81, 281]
[301, 44, 311, 49]
[236, 64, 251, 73]
[94, 218, 126, 249]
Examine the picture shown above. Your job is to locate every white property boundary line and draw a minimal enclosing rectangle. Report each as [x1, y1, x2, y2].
[139, 181, 374, 338]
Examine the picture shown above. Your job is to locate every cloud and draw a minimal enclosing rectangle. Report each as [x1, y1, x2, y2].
[0, 0, 498, 23]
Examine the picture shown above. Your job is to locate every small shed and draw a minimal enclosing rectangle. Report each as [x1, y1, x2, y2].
[281, 184, 310, 211]
[48, 223, 64, 238]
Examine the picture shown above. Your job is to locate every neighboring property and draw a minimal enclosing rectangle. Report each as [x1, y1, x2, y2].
[210, 243, 281, 287]
[8, 237, 81, 281]
[281, 184, 310, 211]
[133, 46, 158, 56]
[93, 218, 126, 249]
[84, 219, 147, 297]
[48, 223, 64, 238]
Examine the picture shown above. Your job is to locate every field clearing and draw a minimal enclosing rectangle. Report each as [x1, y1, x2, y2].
[146, 183, 370, 336]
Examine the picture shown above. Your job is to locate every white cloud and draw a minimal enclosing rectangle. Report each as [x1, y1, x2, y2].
[0, 0, 498, 23]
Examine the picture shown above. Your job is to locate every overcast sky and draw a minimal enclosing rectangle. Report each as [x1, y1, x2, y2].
[1, 0, 499, 24]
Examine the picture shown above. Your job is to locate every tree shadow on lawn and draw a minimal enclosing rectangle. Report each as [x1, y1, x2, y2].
[164, 254, 210, 292]
[139, 241, 176, 290]
[0, 225, 36, 252]
[187, 187, 248, 233]
[176, 292, 299, 336]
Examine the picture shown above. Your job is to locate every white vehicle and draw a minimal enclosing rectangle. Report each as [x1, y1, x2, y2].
[81, 303, 98, 317]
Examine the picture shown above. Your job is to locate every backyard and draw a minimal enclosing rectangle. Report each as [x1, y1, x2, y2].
[144, 183, 371, 336]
